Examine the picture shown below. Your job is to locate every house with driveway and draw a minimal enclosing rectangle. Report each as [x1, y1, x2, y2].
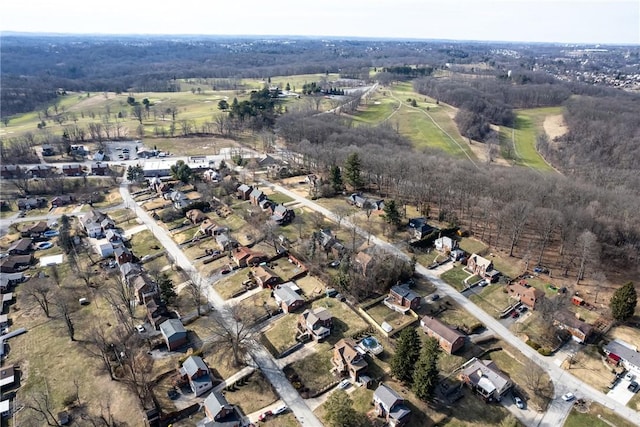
[273, 282, 304, 313]
[160, 318, 187, 351]
[553, 310, 593, 344]
[298, 307, 332, 341]
[460, 357, 512, 401]
[201, 391, 245, 426]
[332, 338, 368, 381]
[507, 282, 545, 310]
[179, 355, 213, 396]
[604, 340, 640, 374]
[372, 383, 412, 427]
[384, 284, 421, 314]
[420, 316, 466, 354]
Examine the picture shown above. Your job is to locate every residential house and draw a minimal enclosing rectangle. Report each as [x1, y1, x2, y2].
[91, 162, 110, 176]
[408, 217, 435, 240]
[51, 195, 74, 208]
[159, 318, 188, 351]
[460, 357, 513, 401]
[94, 239, 114, 258]
[317, 229, 346, 258]
[271, 204, 295, 225]
[0, 273, 24, 292]
[467, 254, 493, 278]
[249, 188, 266, 206]
[507, 282, 545, 310]
[202, 169, 220, 183]
[105, 229, 123, 245]
[259, 198, 273, 212]
[114, 246, 133, 265]
[202, 391, 244, 426]
[120, 262, 142, 281]
[354, 251, 374, 277]
[0, 165, 21, 179]
[298, 307, 333, 341]
[0, 365, 16, 389]
[420, 316, 466, 354]
[372, 383, 412, 427]
[62, 164, 83, 176]
[553, 311, 594, 344]
[168, 191, 189, 210]
[273, 282, 304, 313]
[603, 340, 640, 372]
[22, 221, 48, 237]
[435, 236, 457, 252]
[332, 338, 368, 381]
[28, 164, 55, 178]
[42, 144, 55, 156]
[179, 356, 213, 396]
[237, 184, 253, 200]
[92, 150, 105, 162]
[80, 209, 114, 238]
[252, 265, 281, 288]
[0, 314, 8, 330]
[17, 198, 47, 211]
[2, 293, 15, 311]
[215, 233, 236, 252]
[146, 298, 171, 330]
[232, 247, 268, 268]
[200, 219, 226, 237]
[8, 239, 32, 256]
[384, 284, 421, 313]
[0, 255, 33, 273]
[132, 275, 158, 305]
[186, 209, 208, 224]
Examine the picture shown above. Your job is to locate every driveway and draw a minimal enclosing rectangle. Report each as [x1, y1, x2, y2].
[607, 377, 637, 405]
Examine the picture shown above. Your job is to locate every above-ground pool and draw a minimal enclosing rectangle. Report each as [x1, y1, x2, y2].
[360, 336, 384, 355]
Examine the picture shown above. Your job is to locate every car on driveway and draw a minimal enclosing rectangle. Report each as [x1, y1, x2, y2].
[510, 310, 520, 318]
[272, 405, 288, 415]
[533, 266, 549, 274]
[514, 396, 524, 409]
[36, 242, 53, 250]
[628, 381, 639, 393]
[625, 372, 635, 381]
[258, 410, 272, 421]
[338, 379, 351, 389]
[43, 230, 59, 238]
[135, 324, 145, 333]
[431, 294, 440, 302]
[562, 392, 575, 402]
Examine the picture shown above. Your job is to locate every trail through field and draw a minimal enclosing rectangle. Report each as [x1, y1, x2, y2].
[387, 89, 480, 169]
[511, 127, 543, 176]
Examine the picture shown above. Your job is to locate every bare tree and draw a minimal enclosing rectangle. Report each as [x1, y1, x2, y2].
[186, 278, 205, 316]
[120, 348, 154, 408]
[576, 230, 600, 284]
[23, 279, 53, 317]
[101, 277, 136, 335]
[206, 306, 255, 368]
[532, 208, 562, 265]
[53, 291, 76, 341]
[502, 201, 532, 257]
[24, 391, 62, 426]
[84, 325, 116, 380]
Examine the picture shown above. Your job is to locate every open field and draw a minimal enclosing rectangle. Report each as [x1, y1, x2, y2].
[224, 370, 279, 415]
[499, 107, 562, 173]
[263, 314, 300, 354]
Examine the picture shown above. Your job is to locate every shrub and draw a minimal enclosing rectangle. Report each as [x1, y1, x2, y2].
[538, 347, 552, 356]
[526, 340, 541, 350]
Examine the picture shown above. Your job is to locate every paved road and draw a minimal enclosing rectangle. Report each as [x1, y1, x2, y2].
[260, 180, 640, 427]
[118, 181, 323, 427]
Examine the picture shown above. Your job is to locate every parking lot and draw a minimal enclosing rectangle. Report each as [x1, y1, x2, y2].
[104, 140, 143, 161]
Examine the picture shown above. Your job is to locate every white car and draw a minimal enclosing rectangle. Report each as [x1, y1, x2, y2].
[135, 324, 145, 333]
[625, 372, 635, 381]
[562, 392, 575, 402]
[338, 379, 351, 389]
[514, 396, 524, 409]
[272, 405, 287, 415]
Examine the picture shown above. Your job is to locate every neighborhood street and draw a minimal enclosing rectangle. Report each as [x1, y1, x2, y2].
[261, 180, 640, 427]
[118, 181, 323, 427]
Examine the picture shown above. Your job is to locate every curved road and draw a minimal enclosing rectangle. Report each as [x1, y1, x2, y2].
[260, 180, 640, 427]
[118, 181, 323, 427]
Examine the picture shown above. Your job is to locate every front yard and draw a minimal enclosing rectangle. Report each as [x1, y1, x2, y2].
[224, 370, 279, 415]
[468, 284, 513, 317]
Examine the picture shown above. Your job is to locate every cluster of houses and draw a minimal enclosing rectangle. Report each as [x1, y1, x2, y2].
[237, 183, 295, 226]
[0, 162, 110, 180]
[0, 221, 56, 273]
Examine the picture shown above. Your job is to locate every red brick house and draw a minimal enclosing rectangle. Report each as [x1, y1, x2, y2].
[467, 253, 493, 277]
[332, 338, 368, 381]
[507, 282, 544, 309]
[237, 184, 253, 200]
[384, 284, 421, 313]
[232, 246, 268, 268]
[91, 162, 110, 176]
[62, 164, 83, 176]
[252, 265, 281, 288]
[420, 316, 466, 354]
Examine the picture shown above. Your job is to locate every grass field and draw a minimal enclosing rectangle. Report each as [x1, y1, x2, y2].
[564, 402, 637, 427]
[499, 107, 562, 173]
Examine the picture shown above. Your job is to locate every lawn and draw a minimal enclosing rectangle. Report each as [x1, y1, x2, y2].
[311, 298, 370, 341]
[224, 370, 279, 415]
[364, 301, 418, 335]
[441, 266, 476, 291]
[468, 284, 513, 317]
[128, 229, 163, 259]
[262, 314, 300, 354]
[214, 269, 251, 300]
[458, 238, 488, 256]
[265, 191, 294, 205]
[564, 402, 637, 427]
[295, 275, 325, 296]
[438, 301, 481, 331]
[284, 343, 334, 394]
[235, 288, 280, 316]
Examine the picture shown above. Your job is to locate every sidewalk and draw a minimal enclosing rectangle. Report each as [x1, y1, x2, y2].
[212, 366, 255, 393]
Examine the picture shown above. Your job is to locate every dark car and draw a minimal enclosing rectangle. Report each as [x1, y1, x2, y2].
[167, 388, 179, 400]
[628, 381, 639, 393]
[533, 266, 549, 274]
[511, 311, 520, 318]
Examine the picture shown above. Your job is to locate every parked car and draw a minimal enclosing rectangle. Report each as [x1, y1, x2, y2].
[628, 381, 639, 393]
[517, 305, 528, 313]
[625, 372, 635, 381]
[510, 311, 520, 318]
[338, 379, 351, 390]
[272, 405, 288, 415]
[431, 294, 440, 302]
[514, 396, 524, 409]
[334, 293, 346, 302]
[562, 392, 575, 402]
[36, 241, 53, 250]
[43, 230, 59, 238]
[167, 388, 179, 400]
[533, 266, 549, 274]
[135, 324, 145, 333]
[258, 410, 273, 421]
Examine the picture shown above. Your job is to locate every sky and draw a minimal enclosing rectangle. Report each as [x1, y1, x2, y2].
[1, 0, 638, 44]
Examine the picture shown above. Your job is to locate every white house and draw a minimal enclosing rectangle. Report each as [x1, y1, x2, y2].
[94, 239, 114, 258]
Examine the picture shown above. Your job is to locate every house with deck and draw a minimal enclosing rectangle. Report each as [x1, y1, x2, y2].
[460, 357, 512, 401]
[179, 356, 213, 396]
[373, 383, 412, 427]
[332, 338, 368, 381]
[384, 284, 421, 314]
[298, 308, 332, 341]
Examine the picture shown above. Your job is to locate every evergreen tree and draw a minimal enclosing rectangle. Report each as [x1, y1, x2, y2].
[126, 165, 145, 182]
[344, 152, 363, 190]
[390, 327, 421, 385]
[159, 274, 177, 305]
[330, 165, 344, 194]
[170, 160, 193, 184]
[610, 282, 638, 322]
[412, 337, 441, 400]
[383, 199, 402, 228]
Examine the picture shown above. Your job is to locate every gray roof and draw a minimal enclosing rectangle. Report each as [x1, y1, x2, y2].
[181, 355, 209, 378]
[391, 284, 420, 302]
[203, 391, 232, 417]
[120, 262, 142, 278]
[237, 184, 252, 192]
[249, 188, 264, 199]
[461, 358, 511, 392]
[604, 340, 640, 367]
[114, 246, 131, 257]
[9, 238, 32, 252]
[160, 319, 186, 338]
[274, 284, 303, 306]
[374, 383, 404, 410]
